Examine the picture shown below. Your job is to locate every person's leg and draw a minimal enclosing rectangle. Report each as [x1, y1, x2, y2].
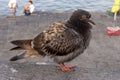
[23, 6, 29, 14]
[12, 8, 16, 16]
[24, 10, 31, 16]
[10, 8, 16, 16]
[23, 6, 31, 16]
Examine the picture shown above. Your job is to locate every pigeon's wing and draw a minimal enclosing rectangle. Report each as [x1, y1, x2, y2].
[33, 22, 84, 56]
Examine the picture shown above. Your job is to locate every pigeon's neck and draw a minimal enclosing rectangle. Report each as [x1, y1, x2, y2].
[66, 20, 91, 35]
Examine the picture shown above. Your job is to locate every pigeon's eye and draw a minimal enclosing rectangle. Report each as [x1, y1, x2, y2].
[81, 15, 86, 19]
[87, 16, 90, 19]
[88, 14, 91, 18]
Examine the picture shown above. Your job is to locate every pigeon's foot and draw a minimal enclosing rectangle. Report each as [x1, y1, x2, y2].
[57, 63, 74, 71]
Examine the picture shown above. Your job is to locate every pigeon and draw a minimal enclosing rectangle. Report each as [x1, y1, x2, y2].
[9, 9, 95, 71]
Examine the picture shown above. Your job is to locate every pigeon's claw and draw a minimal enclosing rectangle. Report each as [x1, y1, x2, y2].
[57, 63, 74, 71]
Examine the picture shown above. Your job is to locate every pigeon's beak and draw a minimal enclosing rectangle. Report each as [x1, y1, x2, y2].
[80, 15, 95, 25]
[87, 19, 95, 25]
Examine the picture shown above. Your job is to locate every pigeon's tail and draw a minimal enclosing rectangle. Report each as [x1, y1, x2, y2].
[10, 50, 40, 61]
[10, 54, 22, 61]
[10, 39, 33, 50]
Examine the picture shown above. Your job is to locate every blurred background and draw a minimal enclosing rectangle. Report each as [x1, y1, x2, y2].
[0, 0, 113, 16]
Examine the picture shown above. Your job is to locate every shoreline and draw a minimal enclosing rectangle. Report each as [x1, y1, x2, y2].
[0, 10, 108, 17]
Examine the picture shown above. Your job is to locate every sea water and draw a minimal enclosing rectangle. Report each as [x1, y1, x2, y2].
[0, 0, 113, 15]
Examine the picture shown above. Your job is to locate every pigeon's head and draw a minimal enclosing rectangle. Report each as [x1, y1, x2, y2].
[69, 9, 95, 25]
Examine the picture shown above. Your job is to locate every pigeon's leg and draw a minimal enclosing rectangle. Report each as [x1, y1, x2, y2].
[57, 63, 74, 71]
